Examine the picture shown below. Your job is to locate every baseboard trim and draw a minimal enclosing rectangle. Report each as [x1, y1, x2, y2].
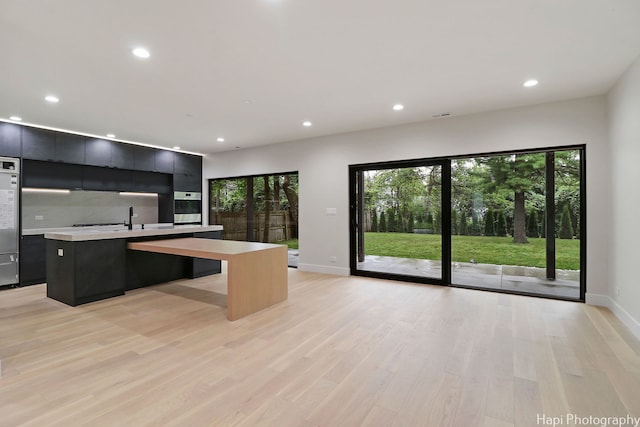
[297, 263, 350, 276]
[586, 293, 640, 341]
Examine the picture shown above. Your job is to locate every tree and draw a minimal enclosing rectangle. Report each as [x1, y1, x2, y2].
[559, 205, 574, 239]
[496, 209, 507, 237]
[484, 209, 495, 236]
[261, 176, 271, 242]
[371, 210, 378, 232]
[407, 212, 415, 233]
[527, 209, 538, 238]
[481, 154, 545, 243]
[281, 175, 298, 238]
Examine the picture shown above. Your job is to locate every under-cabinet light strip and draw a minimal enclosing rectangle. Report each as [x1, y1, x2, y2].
[22, 188, 71, 194]
[119, 192, 158, 197]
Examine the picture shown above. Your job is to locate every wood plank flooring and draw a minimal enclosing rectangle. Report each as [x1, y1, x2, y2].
[1, 269, 640, 426]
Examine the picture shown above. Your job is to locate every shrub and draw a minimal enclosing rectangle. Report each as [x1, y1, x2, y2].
[496, 210, 507, 237]
[371, 210, 378, 232]
[484, 209, 495, 236]
[559, 205, 573, 239]
[527, 209, 538, 238]
[379, 211, 387, 232]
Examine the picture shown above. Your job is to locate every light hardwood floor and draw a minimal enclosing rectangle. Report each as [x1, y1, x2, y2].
[1, 269, 640, 426]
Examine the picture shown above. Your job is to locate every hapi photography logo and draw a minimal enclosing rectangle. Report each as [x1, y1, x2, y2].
[537, 413, 640, 426]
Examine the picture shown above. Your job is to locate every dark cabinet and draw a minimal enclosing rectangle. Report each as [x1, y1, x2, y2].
[174, 153, 201, 175]
[82, 165, 132, 192]
[85, 138, 112, 167]
[46, 239, 126, 306]
[174, 173, 202, 192]
[155, 150, 174, 174]
[130, 170, 172, 194]
[173, 153, 202, 191]
[20, 235, 47, 286]
[22, 127, 56, 161]
[22, 127, 86, 164]
[111, 143, 134, 169]
[0, 122, 21, 157]
[23, 160, 83, 189]
[55, 133, 85, 164]
[133, 146, 156, 171]
[190, 231, 222, 278]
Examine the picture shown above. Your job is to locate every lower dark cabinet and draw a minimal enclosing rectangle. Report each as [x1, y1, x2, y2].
[46, 239, 126, 306]
[190, 231, 222, 278]
[20, 235, 47, 286]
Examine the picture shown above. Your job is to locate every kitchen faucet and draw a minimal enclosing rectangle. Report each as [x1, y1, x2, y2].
[126, 206, 133, 230]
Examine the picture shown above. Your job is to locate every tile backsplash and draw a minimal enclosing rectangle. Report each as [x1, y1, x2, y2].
[22, 190, 159, 229]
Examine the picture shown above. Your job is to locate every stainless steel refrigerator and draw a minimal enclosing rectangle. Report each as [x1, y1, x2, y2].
[0, 157, 19, 287]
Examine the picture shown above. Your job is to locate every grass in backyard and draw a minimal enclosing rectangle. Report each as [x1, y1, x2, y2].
[364, 232, 580, 270]
[280, 239, 299, 250]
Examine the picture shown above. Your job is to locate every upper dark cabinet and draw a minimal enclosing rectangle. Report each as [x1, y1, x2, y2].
[85, 138, 112, 167]
[82, 165, 132, 192]
[130, 170, 172, 194]
[22, 160, 83, 189]
[174, 153, 201, 175]
[55, 133, 85, 164]
[0, 122, 21, 157]
[155, 150, 175, 174]
[133, 146, 156, 171]
[111, 143, 134, 169]
[22, 127, 56, 161]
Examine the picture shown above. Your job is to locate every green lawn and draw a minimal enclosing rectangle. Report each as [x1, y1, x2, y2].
[281, 239, 299, 250]
[364, 232, 580, 270]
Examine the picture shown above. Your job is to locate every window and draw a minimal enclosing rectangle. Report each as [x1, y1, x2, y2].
[210, 172, 299, 267]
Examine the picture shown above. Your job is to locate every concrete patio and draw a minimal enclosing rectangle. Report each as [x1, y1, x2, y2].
[357, 255, 580, 299]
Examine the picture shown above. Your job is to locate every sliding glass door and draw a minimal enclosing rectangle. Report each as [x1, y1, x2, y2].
[350, 146, 584, 300]
[450, 150, 582, 299]
[350, 160, 449, 283]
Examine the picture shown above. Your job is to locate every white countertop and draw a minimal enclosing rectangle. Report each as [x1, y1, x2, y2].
[41, 224, 223, 242]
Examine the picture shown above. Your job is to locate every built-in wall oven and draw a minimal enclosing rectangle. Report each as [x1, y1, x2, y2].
[174, 191, 202, 225]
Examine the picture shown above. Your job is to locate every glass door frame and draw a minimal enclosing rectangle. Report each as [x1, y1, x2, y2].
[348, 158, 451, 286]
[348, 145, 586, 302]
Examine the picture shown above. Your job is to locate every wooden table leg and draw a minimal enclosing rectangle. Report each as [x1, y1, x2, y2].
[226, 246, 288, 320]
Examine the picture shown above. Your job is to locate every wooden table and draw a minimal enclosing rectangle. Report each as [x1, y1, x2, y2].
[127, 238, 288, 320]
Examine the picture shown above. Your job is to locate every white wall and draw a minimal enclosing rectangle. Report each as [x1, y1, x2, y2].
[203, 96, 611, 298]
[608, 56, 640, 338]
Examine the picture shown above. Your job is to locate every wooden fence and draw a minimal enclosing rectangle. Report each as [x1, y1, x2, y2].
[210, 211, 295, 242]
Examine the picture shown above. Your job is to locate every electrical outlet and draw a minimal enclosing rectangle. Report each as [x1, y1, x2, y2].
[57, 249, 64, 257]
[132, 213, 139, 218]
[329, 256, 337, 262]
[35, 215, 43, 220]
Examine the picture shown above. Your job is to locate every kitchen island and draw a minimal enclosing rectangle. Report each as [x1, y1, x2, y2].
[45, 225, 223, 306]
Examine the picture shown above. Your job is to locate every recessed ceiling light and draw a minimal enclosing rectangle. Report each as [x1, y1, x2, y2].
[302, 121, 312, 127]
[45, 95, 59, 103]
[217, 137, 225, 142]
[132, 47, 150, 59]
[106, 133, 116, 138]
[523, 79, 539, 87]
[393, 104, 404, 111]
[9, 116, 22, 121]
[173, 146, 181, 150]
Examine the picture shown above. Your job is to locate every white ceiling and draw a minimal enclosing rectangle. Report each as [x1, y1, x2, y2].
[1, 0, 639, 155]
